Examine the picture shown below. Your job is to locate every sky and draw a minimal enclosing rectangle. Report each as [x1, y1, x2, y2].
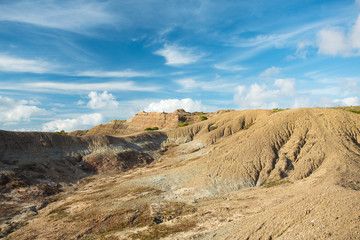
[0, 0, 360, 132]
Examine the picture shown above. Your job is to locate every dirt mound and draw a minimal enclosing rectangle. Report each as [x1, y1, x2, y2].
[158, 108, 360, 193]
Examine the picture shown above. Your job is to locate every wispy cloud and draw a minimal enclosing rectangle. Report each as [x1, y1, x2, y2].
[75, 70, 153, 78]
[175, 78, 236, 92]
[0, 54, 56, 73]
[154, 44, 204, 66]
[259, 66, 281, 78]
[0, 0, 113, 32]
[0, 81, 161, 93]
[213, 64, 246, 71]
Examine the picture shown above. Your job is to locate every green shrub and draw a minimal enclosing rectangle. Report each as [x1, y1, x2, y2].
[349, 110, 360, 114]
[177, 122, 189, 128]
[55, 130, 67, 135]
[199, 116, 208, 121]
[144, 127, 159, 131]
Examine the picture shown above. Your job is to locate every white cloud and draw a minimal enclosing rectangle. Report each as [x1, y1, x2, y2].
[259, 66, 281, 77]
[87, 91, 119, 109]
[154, 44, 203, 66]
[317, 15, 360, 57]
[350, 15, 360, 49]
[274, 78, 296, 96]
[0, 81, 160, 93]
[75, 70, 152, 78]
[0, 0, 113, 32]
[0, 95, 46, 122]
[288, 41, 314, 59]
[333, 96, 360, 106]
[317, 28, 350, 56]
[42, 113, 103, 132]
[234, 78, 296, 109]
[0, 54, 55, 73]
[213, 64, 246, 71]
[175, 78, 236, 92]
[144, 98, 210, 113]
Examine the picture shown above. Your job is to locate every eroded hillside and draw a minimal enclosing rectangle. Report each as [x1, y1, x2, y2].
[1, 108, 360, 239]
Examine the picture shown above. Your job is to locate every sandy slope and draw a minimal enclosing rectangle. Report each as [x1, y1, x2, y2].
[1, 108, 360, 239]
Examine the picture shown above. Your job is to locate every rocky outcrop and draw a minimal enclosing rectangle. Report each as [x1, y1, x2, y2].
[127, 110, 184, 131]
[71, 109, 213, 136]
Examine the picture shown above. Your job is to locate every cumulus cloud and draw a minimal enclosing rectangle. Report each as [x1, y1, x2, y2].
[333, 96, 360, 106]
[274, 78, 296, 96]
[317, 15, 360, 57]
[234, 78, 296, 109]
[259, 66, 281, 77]
[0, 95, 46, 122]
[87, 91, 119, 109]
[42, 113, 103, 132]
[0, 54, 55, 73]
[317, 28, 350, 56]
[154, 44, 203, 66]
[144, 98, 209, 113]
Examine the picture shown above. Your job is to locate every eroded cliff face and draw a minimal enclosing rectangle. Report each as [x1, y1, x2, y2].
[71, 109, 213, 136]
[128, 111, 183, 130]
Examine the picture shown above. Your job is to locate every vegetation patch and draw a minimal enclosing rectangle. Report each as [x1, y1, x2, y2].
[144, 127, 159, 131]
[199, 116, 208, 121]
[262, 179, 292, 188]
[349, 110, 360, 114]
[55, 130, 68, 135]
[272, 108, 289, 113]
[177, 122, 189, 127]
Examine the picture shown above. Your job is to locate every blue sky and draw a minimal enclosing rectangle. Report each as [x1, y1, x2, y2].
[0, 0, 360, 132]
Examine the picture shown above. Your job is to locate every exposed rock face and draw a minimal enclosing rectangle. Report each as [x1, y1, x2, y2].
[85, 120, 131, 136]
[128, 111, 183, 131]
[71, 109, 213, 136]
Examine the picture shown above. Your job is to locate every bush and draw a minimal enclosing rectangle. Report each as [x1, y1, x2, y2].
[55, 130, 67, 135]
[199, 116, 208, 121]
[177, 122, 189, 128]
[144, 127, 159, 131]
